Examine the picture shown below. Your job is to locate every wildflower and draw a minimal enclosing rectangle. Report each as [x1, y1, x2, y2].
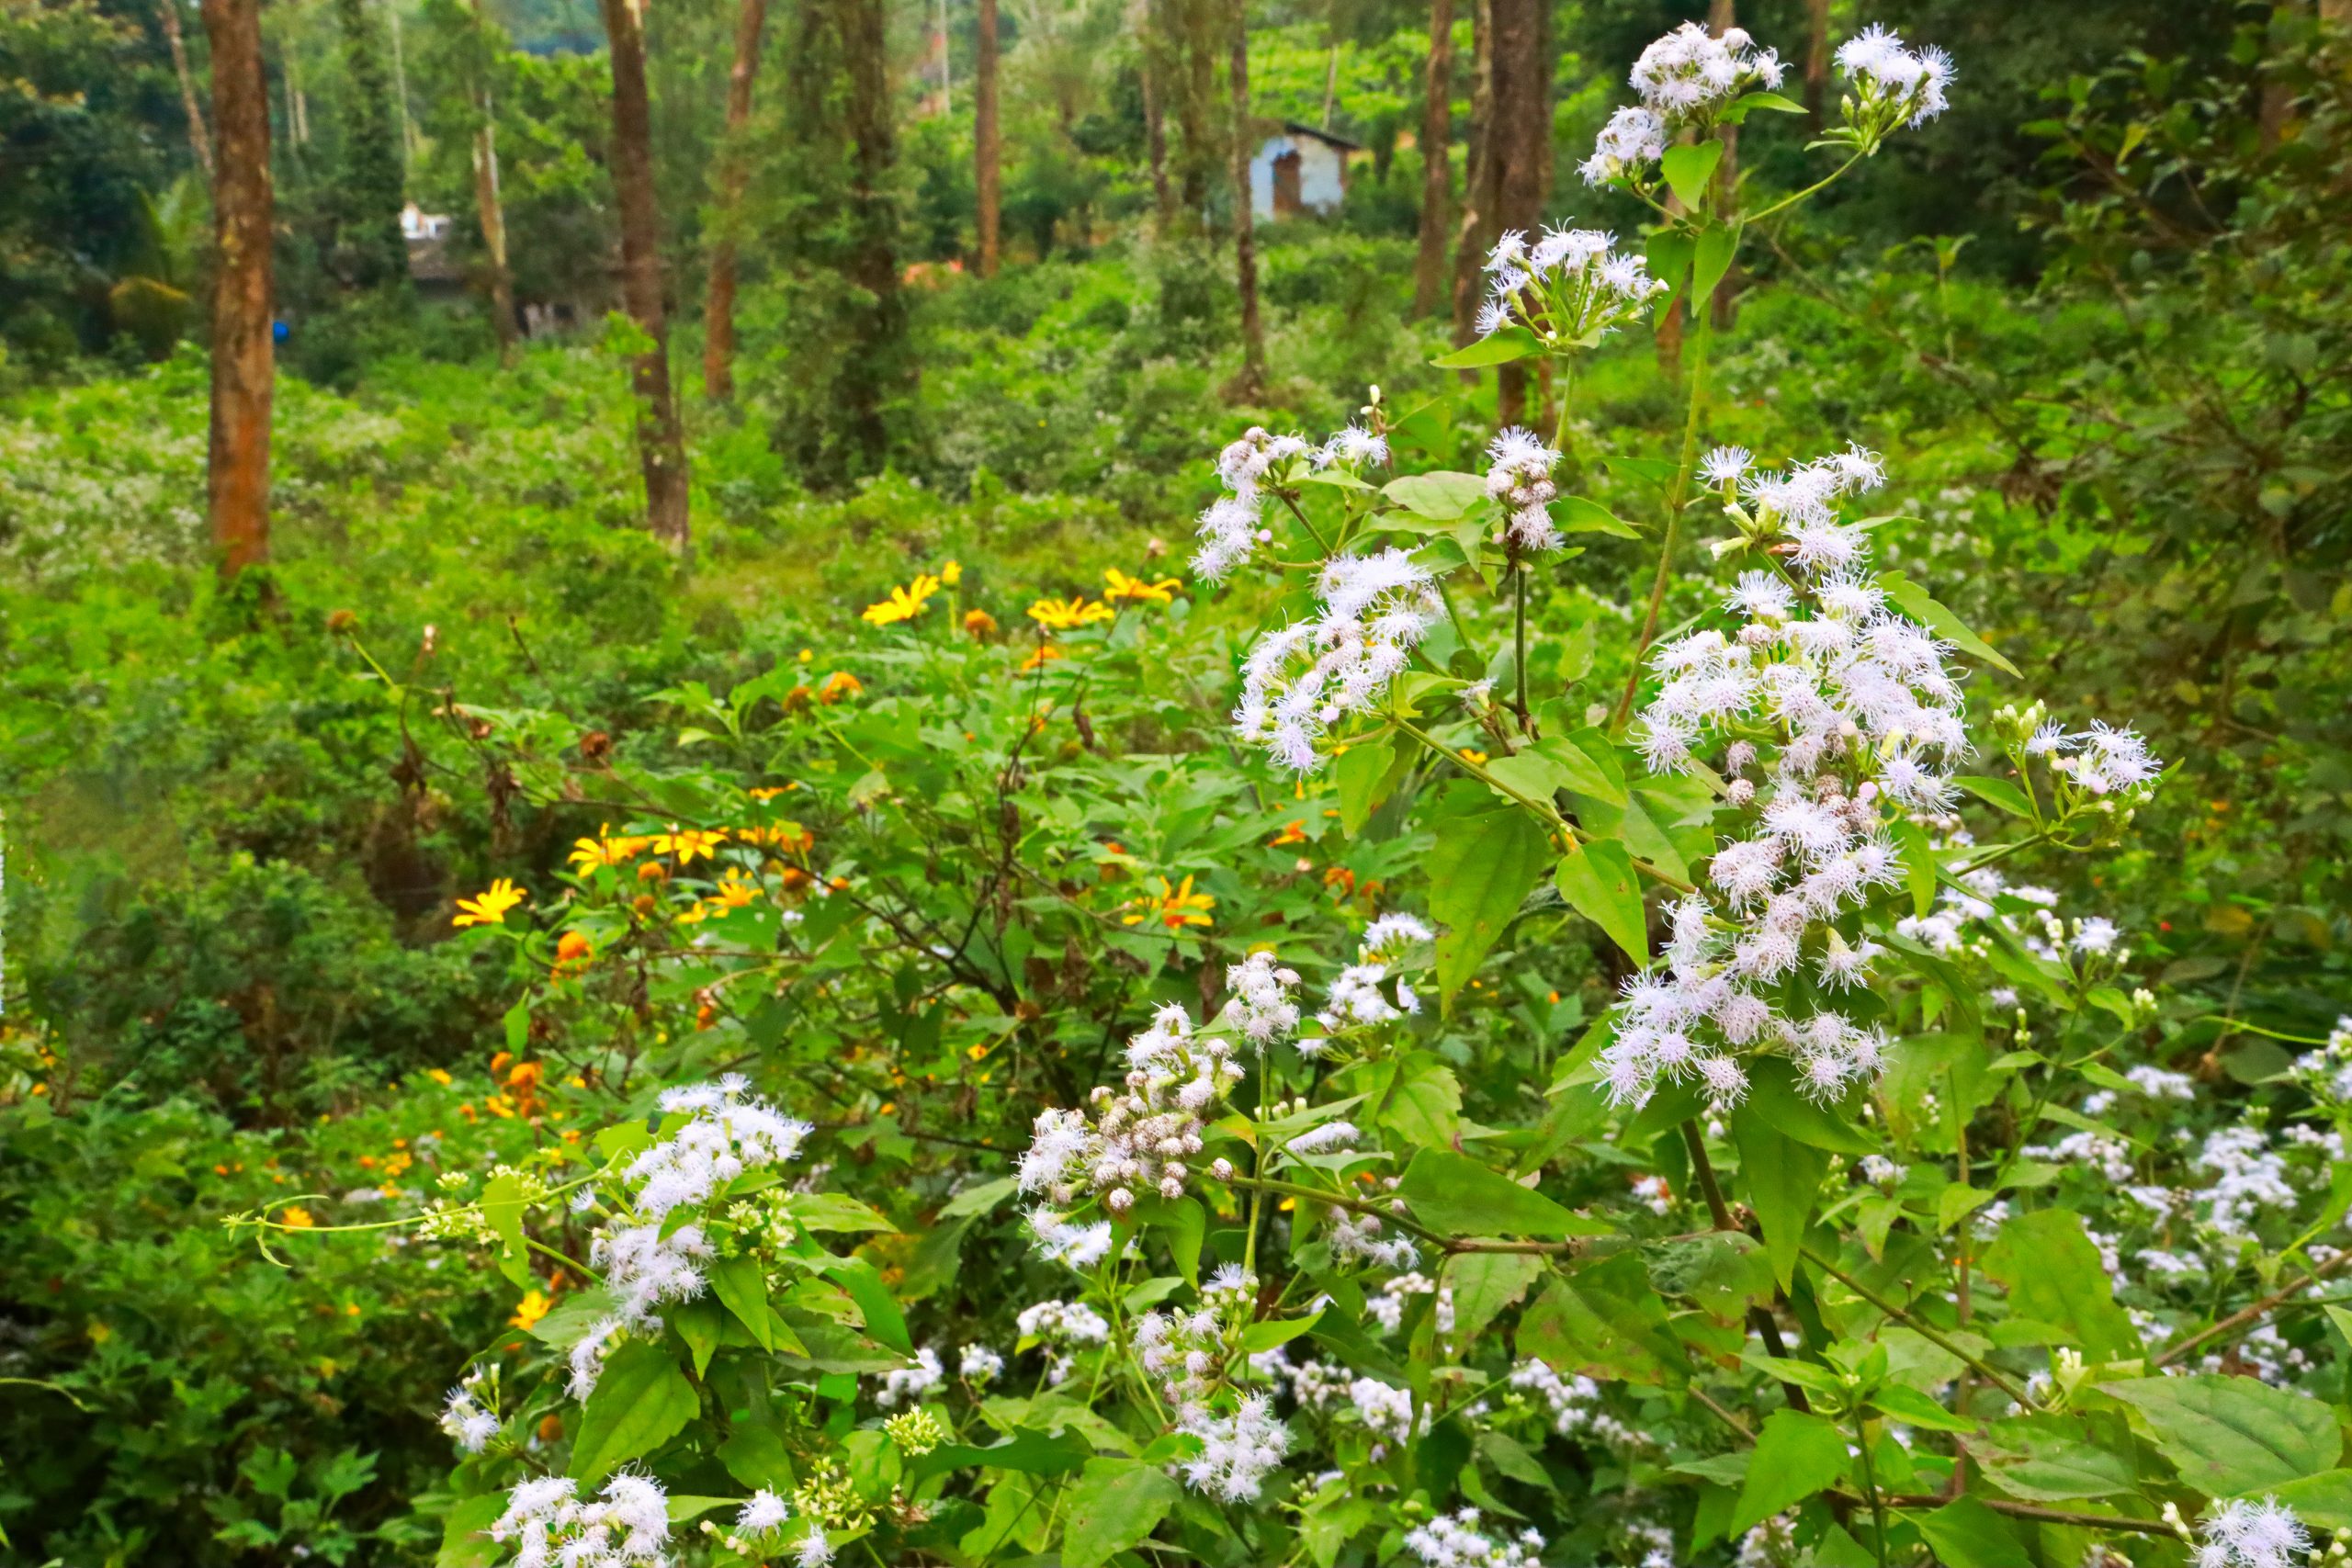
[820, 671, 862, 704]
[860, 572, 943, 626]
[1483, 427, 1565, 551]
[440, 1384, 501, 1453]
[509, 1288, 554, 1331]
[279, 1206, 316, 1228]
[568, 826, 650, 871]
[736, 1490, 790, 1536]
[884, 1407, 948, 1455]
[1628, 21, 1784, 126]
[1476, 231, 1664, 351]
[1103, 568, 1182, 605]
[1016, 997, 1252, 1211]
[454, 878, 527, 928]
[2197, 1497, 2309, 1568]
[1177, 1395, 1291, 1502]
[1123, 874, 1216, 931]
[1027, 595, 1116, 631]
[1579, 105, 1668, 186]
[940, 558, 962, 585]
[963, 607, 998, 638]
[876, 1346, 944, 1407]
[959, 1344, 1004, 1383]
[552, 930, 594, 976]
[1317, 424, 1390, 469]
[1232, 547, 1442, 773]
[1836, 24, 1954, 135]
[1193, 426, 1313, 581]
[492, 1473, 671, 1568]
[646, 828, 728, 864]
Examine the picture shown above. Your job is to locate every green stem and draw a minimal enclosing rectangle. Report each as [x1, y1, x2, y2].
[1801, 1246, 2030, 1404]
[1745, 152, 1868, 225]
[1854, 1405, 1892, 1568]
[1277, 491, 1332, 557]
[1512, 564, 1531, 733]
[1612, 307, 1715, 730]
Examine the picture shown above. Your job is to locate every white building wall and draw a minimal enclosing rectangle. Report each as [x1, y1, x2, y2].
[1249, 133, 1349, 219]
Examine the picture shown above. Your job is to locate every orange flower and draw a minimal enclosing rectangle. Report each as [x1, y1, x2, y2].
[1019, 643, 1065, 672]
[454, 878, 526, 928]
[964, 607, 999, 639]
[707, 870, 760, 910]
[1102, 568, 1182, 606]
[820, 671, 863, 704]
[279, 1206, 316, 1229]
[552, 930, 594, 976]
[1123, 874, 1216, 931]
[1270, 820, 1307, 846]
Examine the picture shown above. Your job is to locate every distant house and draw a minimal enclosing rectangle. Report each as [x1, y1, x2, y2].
[401, 202, 464, 290]
[1249, 123, 1359, 220]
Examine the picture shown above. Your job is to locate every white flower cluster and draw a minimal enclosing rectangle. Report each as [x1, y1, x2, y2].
[1216, 950, 1303, 1047]
[1314, 913, 1432, 1036]
[1507, 1359, 1648, 1448]
[876, 1346, 944, 1407]
[1367, 1271, 1450, 1333]
[2197, 1496, 2309, 1568]
[1330, 1204, 1419, 1273]
[1836, 24, 1953, 133]
[1475, 228, 1666, 354]
[440, 1371, 500, 1454]
[1482, 427, 1566, 552]
[2193, 1125, 2298, 1244]
[1351, 1375, 1424, 1443]
[1234, 548, 1442, 773]
[1177, 1394, 1292, 1502]
[1018, 1001, 1246, 1214]
[571, 1077, 812, 1397]
[1578, 22, 1781, 186]
[1015, 1298, 1110, 1384]
[1025, 1209, 1115, 1269]
[1136, 1302, 1233, 1408]
[2293, 1016, 2352, 1103]
[1405, 1508, 1547, 1568]
[959, 1344, 1005, 1383]
[1193, 428, 1307, 582]
[492, 1474, 671, 1568]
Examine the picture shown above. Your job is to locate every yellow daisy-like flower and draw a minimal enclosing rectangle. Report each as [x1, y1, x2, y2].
[940, 559, 963, 586]
[1102, 568, 1181, 606]
[1019, 643, 1064, 672]
[1026, 596, 1115, 631]
[647, 828, 729, 864]
[279, 1206, 316, 1229]
[567, 825, 650, 872]
[509, 1288, 554, 1331]
[861, 573, 944, 626]
[454, 878, 527, 928]
[707, 870, 761, 910]
[1122, 874, 1216, 931]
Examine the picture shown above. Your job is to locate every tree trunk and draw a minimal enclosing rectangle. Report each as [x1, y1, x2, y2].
[1447, 0, 1491, 345]
[1176, 0, 1216, 220]
[1409, 0, 1452, 316]
[1803, 0, 1830, 127]
[702, 0, 768, 399]
[1487, 0, 1542, 427]
[157, 0, 214, 177]
[1139, 0, 1173, 233]
[331, 0, 409, 290]
[469, 0, 516, 361]
[841, 0, 905, 470]
[1227, 0, 1264, 398]
[1707, 0, 1738, 329]
[975, 0, 1001, 274]
[598, 0, 691, 550]
[201, 0, 272, 578]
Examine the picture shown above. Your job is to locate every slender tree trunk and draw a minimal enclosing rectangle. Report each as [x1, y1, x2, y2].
[469, 0, 516, 361]
[388, 1, 418, 161]
[976, 0, 1001, 274]
[1487, 0, 1541, 426]
[1447, 0, 1491, 346]
[842, 0, 906, 470]
[1803, 0, 1830, 127]
[201, 0, 272, 577]
[1409, 0, 1452, 315]
[1176, 0, 1216, 220]
[1227, 0, 1263, 398]
[702, 0, 768, 399]
[1139, 0, 1174, 233]
[598, 0, 691, 550]
[1320, 37, 1339, 129]
[157, 0, 214, 177]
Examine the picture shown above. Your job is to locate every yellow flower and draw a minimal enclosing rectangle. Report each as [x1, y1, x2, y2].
[963, 607, 998, 639]
[279, 1206, 316, 1229]
[426, 1067, 453, 1085]
[1122, 874, 1216, 931]
[567, 824, 650, 871]
[1026, 596, 1115, 631]
[1460, 748, 1489, 765]
[647, 828, 729, 864]
[1018, 643, 1064, 672]
[749, 785, 788, 801]
[940, 559, 963, 586]
[708, 870, 760, 910]
[454, 878, 527, 928]
[820, 671, 863, 704]
[861, 573, 944, 626]
[1102, 568, 1181, 605]
[510, 1289, 554, 1331]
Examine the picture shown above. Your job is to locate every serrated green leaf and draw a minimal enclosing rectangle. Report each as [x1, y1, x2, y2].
[1060, 1458, 1182, 1568]
[2098, 1375, 2339, 1497]
[1429, 805, 1552, 1002]
[1556, 495, 1640, 538]
[1744, 1056, 1877, 1154]
[571, 1341, 697, 1483]
[1955, 774, 2035, 818]
[1983, 1211, 2141, 1360]
[1554, 837, 1647, 963]
[1729, 1111, 1828, 1290]
[1880, 570, 2021, 679]
[709, 1253, 774, 1351]
[1430, 328, 1542, 369]
[1397, 1147, 1604, 1238]
[1733, 1410, 1847, 1532]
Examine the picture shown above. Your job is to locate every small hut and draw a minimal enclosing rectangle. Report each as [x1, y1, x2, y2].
[1249, 123, 1360, 220]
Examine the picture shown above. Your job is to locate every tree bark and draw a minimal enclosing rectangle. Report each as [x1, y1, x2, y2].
[1227, 0, 1264, 398]
[1139, 0, 1174, 233]
[157, 0, 213, 178]
[1803, 0, 1830, 127]
[1486, 0, 1542, 427]
[1447, 0, 1491, 346]
[1408, 0, 1453, 317]
[841, 0, 905, 470]
[702, 0, 768, 399]
[1175, 0, 1216, 220]
[598, 0, 691, 550]
[975, 0, 1001, 274]
[469, 0, 516, 361]
[201, 0, 272, 577]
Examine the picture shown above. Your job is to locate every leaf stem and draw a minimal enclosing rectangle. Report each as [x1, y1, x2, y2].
[1799, 1245, 2030, 1404]
[1612, 308, 1715, 729]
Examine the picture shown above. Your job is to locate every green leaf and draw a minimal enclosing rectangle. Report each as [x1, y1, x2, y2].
[1645, 1232, 1775, 1320]
[1555, 496, 1641, 538]
[1554, 838, 1648, 963]
[1692, 220, 1741, 302]
[709, 1254, 774, 1351]
[821, 1256, 912, 1356]
[1909, 1496, 2030, 1568]
[786, 1192, 897, 1233]
[1059, 1458, 1182, 1568]
[1430, 327, 1542, 369]
[1516, 1255, 1676, 1385]
[1532, 728, 1626, 806]
[570, 1341, 698, 1483]
[1483, 749, 1569, 806]
[1870, 1382, 1977, 1434]
[1880, 570, 2021, 679]
[1397, 1147, 1603, 1239]
[1478, 1430, 1558, 1493]
[1966, 1417, 2139, 1502]
[1955, 775, 2035, 818]
[1744, 1056, 1877, 1155]
[1662, 141, 1726, 210]
[1237, 1312, 1323, 1354]
[1335, 735, 1408, 835]
[937, 1175, 1019, 1219]
[437, 1494, 508, 1568]
[1449, 1252, 1545, 1343]
[1732, 1410, 1848, 1532]
[480, 1171, 532, 1289]
[1894, 818, 1938, 918]
[718, 1416, 797, 1491]
[1645, 231, 1695, 306]
[1159, 1196, 1204, 1289]
[2098, 1375, 2341, 1497]
[2267, 1470, 2352, 1531]
[1729, 1111, 1828, 1290]
[1981, 1211, 2140, 1360]
[1428, 805, 1552, 1002]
